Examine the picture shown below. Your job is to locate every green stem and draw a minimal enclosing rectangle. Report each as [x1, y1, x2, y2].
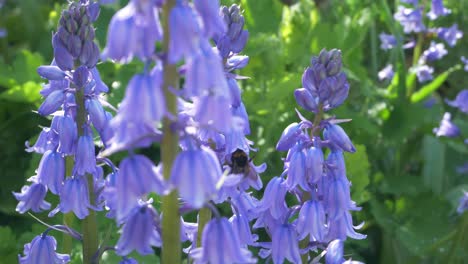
[76, 88, 99, 264]
[407, 32, 424, 97]
[161, 0, 181, 263]
[300, 106, 324, 263]
[196, 207, 212, 247]
[62, 156, 75, 253]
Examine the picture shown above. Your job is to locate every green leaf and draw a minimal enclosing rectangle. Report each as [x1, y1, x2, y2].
[422, 135, 446, 194]
[0, 226, 19, 263]
[410, 65, 461, 103]
[344, 144, 371, 203]
[0, 81, 42, 103]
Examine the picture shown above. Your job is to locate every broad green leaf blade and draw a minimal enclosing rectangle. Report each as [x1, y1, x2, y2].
[410, 65, 461, 103]
[422, 135, 446, 194]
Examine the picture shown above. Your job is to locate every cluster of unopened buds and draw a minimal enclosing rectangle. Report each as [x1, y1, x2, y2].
[14, 0, 365, 263]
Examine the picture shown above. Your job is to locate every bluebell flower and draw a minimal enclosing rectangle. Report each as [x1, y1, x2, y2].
[38, 90, 65, 116]
[462, 56, 468, 72]
[276, 122, 302, 151]
[438, 24, 463, 47]
[19, 234, 70, 264]
[116, 201, 162, 256]
[215, 5, 249, 58]
[168, 1, 201, 63]
[14, 179, 51, 214]
[427, 0, 451, 20]
[433, 112, 460, 138]
[86, 98, 107, 131]
[324, 124, 356, 153]
[413, 64, 434, 83]
[271, 224, 301, 264]
[446, 89, 468, 113]
[194, 0, 226, 38]
[194, 94, 232, 132]
[26, 127, 59, 154]
[325, 239, 344, 264]
[103, 0, 162, 62]
[116, 155, 166, 222]
[394, 6, 425, 33]
[457, 191, 468, 214]
[232, 103, 251, 135]
[420, 42, 447, 63]
[119, 257, 138, 264]
[184, 40, 229, 99]
[116, 71, 166, 125]
[327, 211, 366, 241]
[57, 115, 77, 155]
[74, 131, 97, 175]
[326, 177, 351, 221]
[37, 66, 66, 81]
[171, 145, 222, 208]
[190, 217, 256, 264]
[378, 64, 395, 81]
[379, 33, 397, 50]
[259, 177, 288, 219]
[230, 213, 258, 246]
[37, 150, 65, 195]
[296, 200, 327, 242]
[49, 176, 92, 219]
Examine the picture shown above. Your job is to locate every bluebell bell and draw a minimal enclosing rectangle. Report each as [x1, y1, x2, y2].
[296, 200, 327, 242]
[184, 40, 229, 99]
[171, 146, 222, 208]
[427, 0, 451, 20]
[327, 211, 366, 241]
[119, 257, 138, 264]
[116, 155, 166, 222]
[14, 179, 51, 214]
[230, 213, 258, 246]
[413, 64, 434, 83]
[271, 224, 301, 264]
[276, 122, 302, 151]
[446, 89, 468, 113]
[49, 176, 92, 219]
[19, 234, 70, 264]
[116, 201, 162, 256]
[379, 33, 397, 50]
[194, 94, 232, 132]
[326, 177, 351, 221]
[259, 177, 288, 219]
[52, 34, 74, 71]
[325, 239, 344, 264]
[294, 88, 319, 113]
[103, 0, 162, 62]
[57, 115, 77, 155]
[286, 146, 310, 191]
[227, 78, 242, 108]
[86, 98, 107, 131]
[116, 71, 166, 125]
[324, 124, 356, 153]
[37, 66, 66, 80]
[232, 103, 251, 135]
[420, 42, 447, 63]
[38, 90, 65, 116]
[438, 24, 463, 47]
[26, 127, 58, 154]
[378, 64, 395, 81]
[74, 131, 96, 175]
[457, 191, 468, 214]
[73, 65, 90, 89]
[433, 112, 460, 138]
[194, 0, 226, 38]
[462, 56, 468, 72]
[168, 1, 201, 63]
[190, 217, 256, 264]
[37, 150, 65, 195]
[394, 6, 425, 33]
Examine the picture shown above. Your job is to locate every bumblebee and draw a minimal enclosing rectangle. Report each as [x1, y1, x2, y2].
[230, 148, 250, 175]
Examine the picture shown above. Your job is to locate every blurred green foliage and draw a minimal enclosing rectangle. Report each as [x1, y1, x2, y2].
[1, 0, 468, 263]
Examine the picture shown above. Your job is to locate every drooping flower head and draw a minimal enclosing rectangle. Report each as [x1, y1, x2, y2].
[19, 234, 70, 264]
